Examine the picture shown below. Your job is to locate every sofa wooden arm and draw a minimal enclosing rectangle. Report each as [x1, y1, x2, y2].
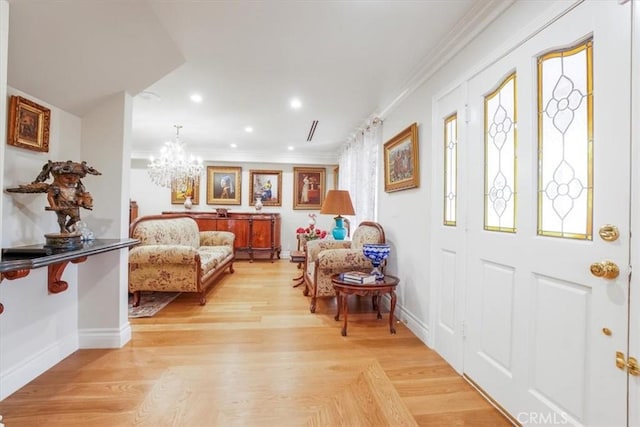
[128, 245, 200, 264]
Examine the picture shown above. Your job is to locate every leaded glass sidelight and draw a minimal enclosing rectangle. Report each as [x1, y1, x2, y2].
[444, 114, 457, 226]
[537, 39, 593, 240]
[485, 73, 517, 232]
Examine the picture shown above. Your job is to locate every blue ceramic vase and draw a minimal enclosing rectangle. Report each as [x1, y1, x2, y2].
[362, 243, 391, 279]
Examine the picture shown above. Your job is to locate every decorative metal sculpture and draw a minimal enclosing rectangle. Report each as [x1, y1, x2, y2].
[6, 160, 101, 235]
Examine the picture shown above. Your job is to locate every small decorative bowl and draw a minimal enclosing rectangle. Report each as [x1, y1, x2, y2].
[362, 243, 391, 279]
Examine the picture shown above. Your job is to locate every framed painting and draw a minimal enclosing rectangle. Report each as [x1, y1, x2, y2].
[293, 167, 326, 210]
[7, 95, 51, 152]
[249, 170, 282, 206]
[171, 178, 200, 205]
[383, 122, 419, 192]
[206, 166, 242, 205]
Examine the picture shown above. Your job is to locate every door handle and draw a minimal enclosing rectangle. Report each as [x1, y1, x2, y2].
[590, 260, 619, 279]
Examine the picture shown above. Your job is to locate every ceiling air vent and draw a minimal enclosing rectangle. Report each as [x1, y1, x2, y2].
[307, 120, 318, 142]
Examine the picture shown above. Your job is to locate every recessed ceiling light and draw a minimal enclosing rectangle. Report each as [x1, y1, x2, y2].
[230, 143, 237, 148]
[245, 126, 253, 133]
[288, 146, 294, 151]
[290, 98, 302, 109]
[190, 94, 203, 103]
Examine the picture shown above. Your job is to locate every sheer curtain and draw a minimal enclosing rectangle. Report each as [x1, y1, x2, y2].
[338, 118, 382, 227]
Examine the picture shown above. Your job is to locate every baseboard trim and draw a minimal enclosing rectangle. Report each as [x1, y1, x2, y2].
[78, 323, 131, 349]
[0, 333, 78, 400]
[380, 296, 429, 345]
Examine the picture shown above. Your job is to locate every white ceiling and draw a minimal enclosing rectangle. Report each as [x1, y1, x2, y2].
[7, 0, 510, 165]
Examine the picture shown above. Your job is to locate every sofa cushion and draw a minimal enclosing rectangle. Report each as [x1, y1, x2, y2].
[131, 217, 200, 247]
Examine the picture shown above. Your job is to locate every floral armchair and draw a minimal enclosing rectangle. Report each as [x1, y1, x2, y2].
[303, 221, 385, 313]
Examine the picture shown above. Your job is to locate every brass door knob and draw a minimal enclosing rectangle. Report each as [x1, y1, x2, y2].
[590, 260, 619, 279]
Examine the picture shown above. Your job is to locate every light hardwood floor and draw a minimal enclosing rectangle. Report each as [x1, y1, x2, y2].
[0, 260, 511, 426]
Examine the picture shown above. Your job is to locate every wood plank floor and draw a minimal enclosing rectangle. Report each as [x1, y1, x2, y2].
[0, 260, 511, 426]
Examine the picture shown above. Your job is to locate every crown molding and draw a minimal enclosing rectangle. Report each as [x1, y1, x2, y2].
[378, 0, 515, 119]
[131, 148, 338, 166]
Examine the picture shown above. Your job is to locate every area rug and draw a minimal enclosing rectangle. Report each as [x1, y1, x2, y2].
[128, 292, 181, 318]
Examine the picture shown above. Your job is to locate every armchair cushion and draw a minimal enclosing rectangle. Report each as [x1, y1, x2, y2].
[303, 221, 386, 313]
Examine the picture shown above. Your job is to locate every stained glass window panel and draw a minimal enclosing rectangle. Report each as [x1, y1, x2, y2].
[537, 39, 593, 240]
[444, 114, 457, 226]
[485, 73, 517, 232]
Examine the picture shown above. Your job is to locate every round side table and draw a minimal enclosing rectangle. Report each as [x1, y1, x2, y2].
[330, 274, 399, 336]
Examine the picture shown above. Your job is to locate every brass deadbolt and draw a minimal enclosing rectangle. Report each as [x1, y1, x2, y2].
[598, 224, 619, 242]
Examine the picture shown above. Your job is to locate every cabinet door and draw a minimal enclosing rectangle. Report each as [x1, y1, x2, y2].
[251, 217, 273, 249]
[197, 218, 217, 231]
[219, 218, 249, 249]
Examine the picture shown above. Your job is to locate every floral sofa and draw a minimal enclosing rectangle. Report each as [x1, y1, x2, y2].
[129, 214, 235, 306]
[304, 221, 385, 313]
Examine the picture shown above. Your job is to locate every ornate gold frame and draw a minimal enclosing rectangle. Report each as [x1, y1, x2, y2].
[206, 166, 242, 205]
[383, 122, 419, 193]
[7, 95, 50, 152]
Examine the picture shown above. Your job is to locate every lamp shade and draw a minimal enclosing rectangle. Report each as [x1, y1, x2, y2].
[320, 190, 355, 216]
[321, 190, 354, 240]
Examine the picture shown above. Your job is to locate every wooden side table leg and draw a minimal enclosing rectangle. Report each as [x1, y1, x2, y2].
[341, 293, 349, 336]
[389, 290, 397, 334]
[334, 290, 341, 321]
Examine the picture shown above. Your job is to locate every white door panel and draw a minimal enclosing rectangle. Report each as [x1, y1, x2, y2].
[462, 1, 631, 425]
[630, 0, 640, 425]
[430, 85, 466, 372]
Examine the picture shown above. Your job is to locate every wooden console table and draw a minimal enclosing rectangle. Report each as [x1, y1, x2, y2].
[162, 211, 281, 262]
[0, 238, 139, 314]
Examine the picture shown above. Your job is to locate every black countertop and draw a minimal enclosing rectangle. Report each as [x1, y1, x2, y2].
[0, 238, 139, 273]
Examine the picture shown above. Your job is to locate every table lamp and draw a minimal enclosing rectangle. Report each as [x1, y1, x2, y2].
[320, 190, 355, 240]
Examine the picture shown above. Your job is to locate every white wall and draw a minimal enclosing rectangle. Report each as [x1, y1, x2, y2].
[0, 88, 133, 399]
[77, 91, 132, 348]
[377, 0, 561, 342]
[0, 86, 83, 400]
[130, 162, 338, 255]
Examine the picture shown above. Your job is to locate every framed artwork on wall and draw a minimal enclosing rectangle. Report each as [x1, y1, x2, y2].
[249, 170, 282, 206]
[171, 177, 200, 205]
[206, 166, 242, 205]
[293, 167, 326, 210]
[383, 122, 419, 192]
[7, 95, 51, 152]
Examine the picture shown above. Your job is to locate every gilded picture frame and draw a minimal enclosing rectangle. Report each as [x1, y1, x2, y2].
[206, 166, 242, 205]
[171, 178, 200, 205]
[7, 95, 51, 152]
[249, 169, 282, 206]
[383, 122, 419, 192]
[293, 167, 325, 210]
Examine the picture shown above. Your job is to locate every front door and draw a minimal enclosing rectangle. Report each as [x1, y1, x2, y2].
[463, 1, 631, 425]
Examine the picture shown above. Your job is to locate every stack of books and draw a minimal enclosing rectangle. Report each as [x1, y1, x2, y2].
[338, 271, 377, 284]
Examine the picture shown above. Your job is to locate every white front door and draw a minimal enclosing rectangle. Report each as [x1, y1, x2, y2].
[430, 84, 467, 372]
[463, 1, 631, 425]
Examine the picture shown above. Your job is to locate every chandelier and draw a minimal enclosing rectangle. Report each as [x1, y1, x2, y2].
[148, 125, 203, 192]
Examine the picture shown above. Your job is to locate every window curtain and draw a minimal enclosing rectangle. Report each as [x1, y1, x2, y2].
[337, 118, 382, 227]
